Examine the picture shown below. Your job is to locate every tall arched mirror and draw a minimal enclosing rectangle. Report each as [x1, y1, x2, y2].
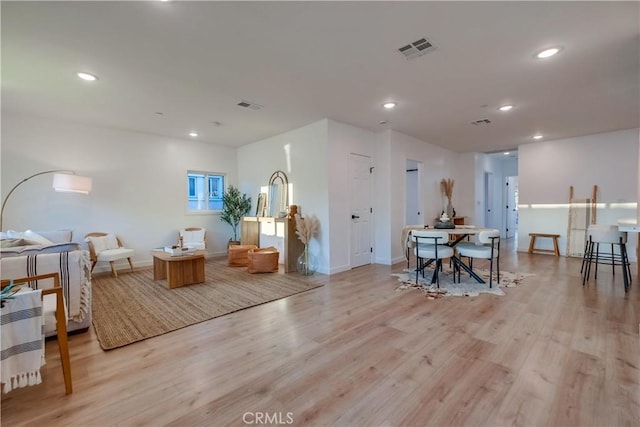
[267, 170, 289, 217]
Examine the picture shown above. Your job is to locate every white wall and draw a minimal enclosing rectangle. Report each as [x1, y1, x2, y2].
[374, 131, 392, 264]
[2, 113, 238, 270]
[473, 153, 518, 235]
[386, 131, 460, 264]
[327, 119, 379, 274]
[237, 120, 331, 273]
[518, 128, 639, 258]
[237, 118, 381, 275]
[454, 152, 476, 225]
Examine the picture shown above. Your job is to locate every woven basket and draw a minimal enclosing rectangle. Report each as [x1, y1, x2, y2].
[247, 247, 280, 273]
[228, 244, 258, 267]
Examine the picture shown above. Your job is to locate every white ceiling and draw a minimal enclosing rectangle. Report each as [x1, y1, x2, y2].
[2, 1, 639, 153]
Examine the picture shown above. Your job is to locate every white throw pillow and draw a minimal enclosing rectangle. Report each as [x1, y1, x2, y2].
[86, 234, 121, 254]
[182, 229, 205, 242]
[6, 230, 53, 245]
[104, 234, 120, 250]
[86, 236, 107, 254]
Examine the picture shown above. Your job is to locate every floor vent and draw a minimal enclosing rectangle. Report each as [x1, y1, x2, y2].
[237, 100, 263, 110]
[471, 118, 492, 125]
[398, 37, 436, 60]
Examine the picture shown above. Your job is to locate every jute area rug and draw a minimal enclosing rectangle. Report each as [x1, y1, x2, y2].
[92, 257, 323, 350]
[393, 267, 534, 299]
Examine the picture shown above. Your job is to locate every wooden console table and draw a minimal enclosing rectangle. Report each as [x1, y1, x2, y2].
[152, 250, 205, 288]
[241, 216, 304, 272]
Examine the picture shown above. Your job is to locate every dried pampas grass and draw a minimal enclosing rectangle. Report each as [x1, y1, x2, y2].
[294, 213, 319, 245]
[440, 178, 454, 200]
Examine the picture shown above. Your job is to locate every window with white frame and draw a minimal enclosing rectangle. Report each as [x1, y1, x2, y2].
[187, 171, 225, 212]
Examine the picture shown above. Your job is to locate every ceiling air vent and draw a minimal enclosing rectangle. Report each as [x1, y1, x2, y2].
[237, 100, 263, 110]
[398, 37, 436, 60]
[471, 118, 492, 125]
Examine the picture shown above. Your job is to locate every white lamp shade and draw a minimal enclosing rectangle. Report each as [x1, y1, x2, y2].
[52, 173, 92, 194]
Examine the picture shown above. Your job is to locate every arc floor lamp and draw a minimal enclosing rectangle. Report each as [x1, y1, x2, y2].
[1, 170, 92, 231]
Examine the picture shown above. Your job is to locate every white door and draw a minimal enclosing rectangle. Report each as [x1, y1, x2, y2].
[505, 176, 518, 238]
[484, 171, 500, 230]
[350, 153, 372, 268]
[405, 159, 422, 225]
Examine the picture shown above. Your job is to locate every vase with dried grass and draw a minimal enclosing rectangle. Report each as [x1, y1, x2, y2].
[294, 213, 319, 276]
[440, 178, 455, 219]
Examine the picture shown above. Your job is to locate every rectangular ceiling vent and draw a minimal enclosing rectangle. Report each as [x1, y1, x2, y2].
[398, 37, 436, 60]
[471, 118, 492, 125]
[237, 100, 263, 110]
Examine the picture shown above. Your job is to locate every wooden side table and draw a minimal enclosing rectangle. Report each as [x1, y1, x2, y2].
[152, 250, 205, 288]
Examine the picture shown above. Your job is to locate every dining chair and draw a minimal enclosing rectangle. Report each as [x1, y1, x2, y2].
[455, 229, 500, 287]
[403, 225, 427, 267]
[85, 232, 134, 277]
[1, 273, 72, 394]
[412, 230, 454, 288]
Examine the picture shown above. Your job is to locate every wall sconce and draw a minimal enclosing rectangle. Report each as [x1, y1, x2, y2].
[1, 170, 92, 230]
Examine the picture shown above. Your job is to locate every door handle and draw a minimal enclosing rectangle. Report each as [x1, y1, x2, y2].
[352, 214, 360, 219]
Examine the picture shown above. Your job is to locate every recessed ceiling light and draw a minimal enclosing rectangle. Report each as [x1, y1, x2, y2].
[498, 105, 514, 112]
[535, 47, 561, 59]
[189, 131, 198, 137]
[533, 134, 543, 140]
[383, 102, 397, 109]
[77, 72, 98, 81]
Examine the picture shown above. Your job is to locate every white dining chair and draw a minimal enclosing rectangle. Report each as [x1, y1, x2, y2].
[455, 229, 500, 287]
[412, 230, 454, 288]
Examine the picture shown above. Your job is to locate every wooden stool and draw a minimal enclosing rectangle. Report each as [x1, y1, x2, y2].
[247, 247, 279, 273]
[528, 233, 560, 256]
[228, 244, 258, 266]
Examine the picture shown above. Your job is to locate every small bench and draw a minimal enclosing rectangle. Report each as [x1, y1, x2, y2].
[528, 233, 560, 256]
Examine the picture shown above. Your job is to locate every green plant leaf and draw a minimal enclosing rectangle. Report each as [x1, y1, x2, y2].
[220, 185, 252, 241]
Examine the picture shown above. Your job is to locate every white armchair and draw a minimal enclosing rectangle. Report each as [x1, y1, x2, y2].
[179, 228, 206, 250]
[84, 232, 134, 277]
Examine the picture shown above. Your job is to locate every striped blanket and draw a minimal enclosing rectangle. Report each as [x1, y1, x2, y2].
[0, 250, 91, 322]
[1, 289, 45, 393]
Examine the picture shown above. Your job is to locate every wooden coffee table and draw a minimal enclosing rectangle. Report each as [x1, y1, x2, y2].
[152, 250, 205, 289]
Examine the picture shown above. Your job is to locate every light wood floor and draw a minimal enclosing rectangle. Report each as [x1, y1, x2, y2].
[2, 239, 639, 426]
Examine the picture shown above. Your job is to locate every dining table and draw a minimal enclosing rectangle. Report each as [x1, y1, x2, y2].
[402, 224, 495, 284]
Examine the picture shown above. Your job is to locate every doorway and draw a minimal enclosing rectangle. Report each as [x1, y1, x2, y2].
[349, 153, 372, 268]
[505, 176, 518, 238]
[484, 172, 494, 228]
[405, 159, 422, 225]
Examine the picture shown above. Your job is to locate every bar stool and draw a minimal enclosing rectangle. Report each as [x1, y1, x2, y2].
[582, 224, 631, 292]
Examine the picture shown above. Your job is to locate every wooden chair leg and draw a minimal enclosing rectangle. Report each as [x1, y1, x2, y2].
[91, 260, 97, 271]
[127, 257, 134, 272]
[53, 288, 73, 394]
[110, 261, 118, 278]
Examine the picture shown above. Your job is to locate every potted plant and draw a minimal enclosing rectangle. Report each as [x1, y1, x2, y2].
[220, 185, 252, 246]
